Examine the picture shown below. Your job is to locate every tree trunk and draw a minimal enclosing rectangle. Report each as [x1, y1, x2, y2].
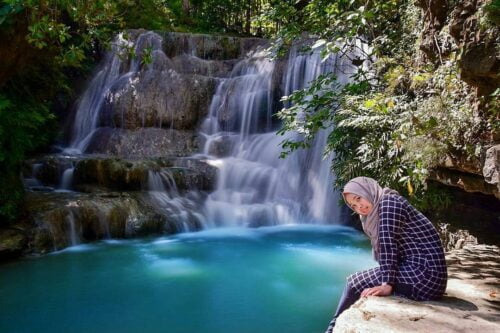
[245, 0, 251, 34]
[182, 0, 190, 15]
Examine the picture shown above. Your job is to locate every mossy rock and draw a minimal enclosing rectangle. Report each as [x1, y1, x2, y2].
[33, 227, 54, 254]
[0, 229, 27, 260]
[73, 158, 151, 191]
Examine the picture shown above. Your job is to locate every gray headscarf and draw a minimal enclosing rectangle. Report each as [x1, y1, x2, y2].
[342, 177, 398, 261]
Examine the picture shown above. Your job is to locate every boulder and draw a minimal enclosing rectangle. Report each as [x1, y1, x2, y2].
[100, 71, 217, 130]
[85, 127, 200, 157]
[483, 145, 499, 189]
[459, 41, 499, 96]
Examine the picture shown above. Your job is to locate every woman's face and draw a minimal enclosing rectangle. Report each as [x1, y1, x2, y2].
[344, 193, 373, 216]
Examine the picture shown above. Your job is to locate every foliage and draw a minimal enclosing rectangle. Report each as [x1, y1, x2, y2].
[1, 0, 175, 69]
[483, 0, 500, 26]
[169, 0, 272, 35]
[277, 73, 342, 155]
[0, 94, 55, 219]
[259, 0, 407, 60]
[0, 0, 176, 223]
[274, 1, 494, 211]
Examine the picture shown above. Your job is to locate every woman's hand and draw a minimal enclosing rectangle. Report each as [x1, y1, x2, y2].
[361, 284, 393, 297]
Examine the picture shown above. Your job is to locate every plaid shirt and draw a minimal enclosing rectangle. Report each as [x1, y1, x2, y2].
[347, 193, 447, 301]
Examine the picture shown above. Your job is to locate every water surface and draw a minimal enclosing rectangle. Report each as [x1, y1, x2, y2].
[0, 225, 374, 333]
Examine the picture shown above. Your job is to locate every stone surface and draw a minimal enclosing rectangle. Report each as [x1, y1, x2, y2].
[415, 0, 449, 62]
[24, 155, 75, 187]
[0, 229, 27, 260]
[437, 223, 478, 252]
[18, 190, 208, 254]
[73, 157, 156, 191]
[85, 127, 200, 157]
[24, 154, 217, 192]
[160, 32, 269, 60]
[423, 0, 500, 199]
[333, 244, 500, 333]
[101, 71, 217, 130]
[92, 31, 270, 134]
[448, 0, 499, 96]
[11, 152, 218, 256]
[483, 145, 500, 187]
[170, 54, 238, 77]
[441, 153, 482, 175]
[430, 167, 499, 199]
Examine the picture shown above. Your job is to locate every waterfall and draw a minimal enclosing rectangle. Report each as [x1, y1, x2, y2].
[147, 170, 205, 231]
[66, 210, 80, 246]
[59, 167, 74, 190]
[56, 30, 361, 233]
[23, 163, 43, 189]
[65, 31, 164, 154]
[200, 48, 274, 151]
[199, 45, 356, 227]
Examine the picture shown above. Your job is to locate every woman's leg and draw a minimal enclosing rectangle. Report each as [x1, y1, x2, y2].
[325, 267, 381, 332]
[324, 282, 360, 333]
[325, 265, 417, 332]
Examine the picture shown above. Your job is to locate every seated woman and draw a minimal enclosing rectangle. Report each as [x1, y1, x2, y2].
[325, 177, 447, 332]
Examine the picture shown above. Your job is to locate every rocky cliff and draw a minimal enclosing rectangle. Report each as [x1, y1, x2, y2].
[416, 0, 499, 200]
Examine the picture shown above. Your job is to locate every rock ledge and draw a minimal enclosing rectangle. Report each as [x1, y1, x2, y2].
[334, 245, 500, 332]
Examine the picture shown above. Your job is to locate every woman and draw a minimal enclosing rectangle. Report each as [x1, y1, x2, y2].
[325, 177, 447, 332]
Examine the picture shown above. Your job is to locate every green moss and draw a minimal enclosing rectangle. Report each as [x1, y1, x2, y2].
[33, 228, 54, 254]
[410, 72, 432, 92]
[483, 0, 500, 26]
[107, 205, 127, 238]
[383, 65, 407, 92]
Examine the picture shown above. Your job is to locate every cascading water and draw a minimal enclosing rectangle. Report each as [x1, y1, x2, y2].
[199, 45, 357, 227]
[66, 209, 80, 246]
[59, 167, 74, 190]
[23, 163, 43, 189]
[147, 169, 206, 231]
[65, 31, 164, 154]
